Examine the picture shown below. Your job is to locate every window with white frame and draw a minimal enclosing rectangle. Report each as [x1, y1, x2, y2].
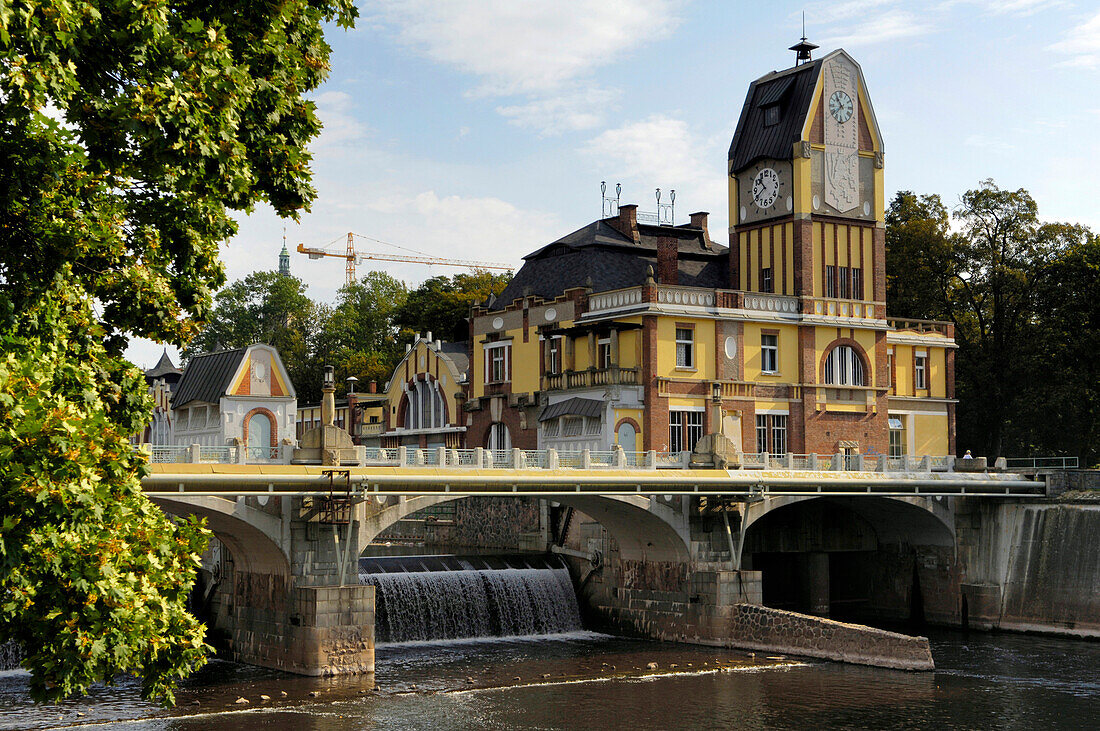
[675, 327, 694, 368]
[403, 378, 446, 430]
[563, 417, 584, 437]
[597, 338, 612, 369]
[761, 267, 773, 293]
[889, 417, 905, 457]
[586, 417, 601, 435]
[755, 413, 788, 457]
[914, 352, 927, 390]
[543, 419, 559, 437]
[824, 344, 865, 386]
[484, 342, 510, 383]
[761, 333, 778, 373]
[669, 410, 703, 453]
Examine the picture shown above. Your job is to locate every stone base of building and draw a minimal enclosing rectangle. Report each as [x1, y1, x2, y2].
[228, 580, 375, 677]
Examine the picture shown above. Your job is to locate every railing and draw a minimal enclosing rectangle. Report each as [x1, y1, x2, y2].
[656, 286, 715, 308]
[246, 446, 279, 462]
[808, 298, 876, 319]
[200, 446, 237, 463]
[1004, 456, 1080, 470]
[358, 422, 385, 437]
[743, 292, 799, 315]
[587, 287, 643, 313]
[544, 366, 641, 391]
[888, 318, 953, 336]
[150, 445, 188, 463]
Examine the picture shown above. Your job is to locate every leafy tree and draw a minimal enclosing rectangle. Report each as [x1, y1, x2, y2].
[394, 271, 512, 343]
[0, 0, 356, 704]
[885, 192, 954, 321]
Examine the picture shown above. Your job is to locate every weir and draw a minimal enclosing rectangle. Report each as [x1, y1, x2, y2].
[359, 555, 582, 643]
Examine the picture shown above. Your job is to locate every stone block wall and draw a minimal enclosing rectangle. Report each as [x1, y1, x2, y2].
[228, 576, 375, 677]
[727, 604, 933, 670]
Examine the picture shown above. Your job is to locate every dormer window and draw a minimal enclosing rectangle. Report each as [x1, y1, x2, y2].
[764, 105, 780, 126]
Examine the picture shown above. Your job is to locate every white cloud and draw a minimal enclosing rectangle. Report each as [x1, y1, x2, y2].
[364, 0, 682, 133]
[819, 9, 934, 47]
[496, 85, 620, 135]
[583, 114, 728, 234]
[1049, 10, 1100, 69]
[309, 90, 370, 152]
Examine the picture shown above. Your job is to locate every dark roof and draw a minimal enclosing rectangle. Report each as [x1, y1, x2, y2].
[172, 348, 246, 408]
[539, 397, 604, 422]
[490, 219, 727, 311]
[145, 349, 182, 379]
[728, 59, 821, 173]
[438, 341, 470, 378]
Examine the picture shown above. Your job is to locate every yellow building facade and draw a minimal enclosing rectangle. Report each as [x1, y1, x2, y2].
[464, 49, 955, 458]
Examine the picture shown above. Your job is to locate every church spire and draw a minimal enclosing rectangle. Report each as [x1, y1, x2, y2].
[279, 227, 290, 276]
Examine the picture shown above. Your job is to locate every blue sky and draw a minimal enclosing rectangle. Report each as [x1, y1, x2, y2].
[127, 0, 1100, 368]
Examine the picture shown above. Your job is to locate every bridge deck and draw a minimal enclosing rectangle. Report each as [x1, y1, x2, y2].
[143, 464, 1045, 498]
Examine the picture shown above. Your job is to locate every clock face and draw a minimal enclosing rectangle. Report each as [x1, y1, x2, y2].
[751, 167, 780, 209]
[829, 90, 854, 124]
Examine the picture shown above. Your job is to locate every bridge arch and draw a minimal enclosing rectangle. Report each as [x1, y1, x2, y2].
[151, 496, 290, 578]
[360, 494, 691, 563]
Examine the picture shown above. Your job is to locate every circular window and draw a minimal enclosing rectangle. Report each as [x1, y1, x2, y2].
[724, 336, 737, 360]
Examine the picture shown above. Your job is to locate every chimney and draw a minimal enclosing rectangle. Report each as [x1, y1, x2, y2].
[426, 331, 432, 343]
[657, 237, 678, 285]
[435, 339, 442, 351]
[690, 211, 711, 248]
[614, 204, 641, 245]
[368, 379, 378, 394]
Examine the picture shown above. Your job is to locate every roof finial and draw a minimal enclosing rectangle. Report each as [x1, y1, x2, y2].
[789, 12, 818, 65]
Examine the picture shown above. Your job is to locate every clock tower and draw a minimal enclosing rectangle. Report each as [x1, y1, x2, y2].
[727, 48, 884, 313]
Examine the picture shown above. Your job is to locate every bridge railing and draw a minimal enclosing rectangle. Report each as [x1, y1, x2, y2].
[1004, 456, 1080, 470]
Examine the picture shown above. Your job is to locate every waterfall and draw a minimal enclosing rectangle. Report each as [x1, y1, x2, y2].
[0, 641, 22, 671]
[360, 559, 583, 644]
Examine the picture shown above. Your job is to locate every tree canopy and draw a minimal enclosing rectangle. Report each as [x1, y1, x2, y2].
[885, 181, 1099, 463]
[0, 0, 356, 705]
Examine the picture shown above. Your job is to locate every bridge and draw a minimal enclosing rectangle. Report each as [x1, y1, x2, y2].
[141, 446, 1051, 676]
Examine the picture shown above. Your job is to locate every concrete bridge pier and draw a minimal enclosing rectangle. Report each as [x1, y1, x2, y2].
[155, 494, 375, 677]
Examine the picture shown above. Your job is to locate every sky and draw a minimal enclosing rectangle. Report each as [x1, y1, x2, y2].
[126, 0, 1100, 369]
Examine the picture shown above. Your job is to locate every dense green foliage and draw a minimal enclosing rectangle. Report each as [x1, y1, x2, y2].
[190, 270, 510, 403]
[886, 181, 1099, 464]
[0, 0, 356, 704]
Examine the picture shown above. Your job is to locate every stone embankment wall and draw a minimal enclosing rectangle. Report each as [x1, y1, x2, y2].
[227, 575, 375, 676]
[956, 500, 1100, 637]
[726, 604, 933, 670]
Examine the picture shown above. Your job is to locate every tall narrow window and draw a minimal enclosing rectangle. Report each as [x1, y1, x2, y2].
[761, 267, 773, 293]
[771, 415, 787, 457]
[487, 422, 511, 450]
[755, 415, 768, 455]
[914, 353, 927, 390]
[825, 265, 837, 298]
[851, 268, 863, 300]
[597, 338, 612, 369]
[685, 412, 703, 452]
[761, 333, 778, 373]
[485, 342, 510, 383]
[547, 337, 561, 375]
[755, 414, 788, 457]
[675, 327, 694, 368]
[886, 347, 894, 388]
[669, 411, 683, 453]
[839, 266, 850, 299]
[889, 417, 905, 457]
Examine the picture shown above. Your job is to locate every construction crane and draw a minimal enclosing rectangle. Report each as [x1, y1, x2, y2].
[297, 232, 513, 286]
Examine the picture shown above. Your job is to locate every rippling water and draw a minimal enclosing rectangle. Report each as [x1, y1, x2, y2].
[1, 630, 1096, 729]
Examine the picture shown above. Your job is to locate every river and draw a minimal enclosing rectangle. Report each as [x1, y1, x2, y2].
[1, 629, 1097, 729]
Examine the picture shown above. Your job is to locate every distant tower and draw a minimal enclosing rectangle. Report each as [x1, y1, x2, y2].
[279, 229, 291, 276]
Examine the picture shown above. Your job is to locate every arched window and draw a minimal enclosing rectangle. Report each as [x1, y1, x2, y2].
[247, 412, 273, 460]
[403, 378, 446, 430]
[824, 345, 865, 386]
